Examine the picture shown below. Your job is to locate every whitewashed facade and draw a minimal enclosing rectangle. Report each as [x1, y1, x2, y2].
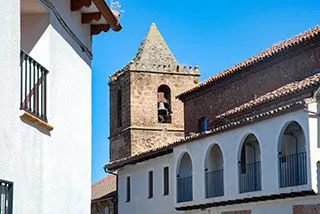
[0, 0, 120, 213]
[114, 101, 320, 214]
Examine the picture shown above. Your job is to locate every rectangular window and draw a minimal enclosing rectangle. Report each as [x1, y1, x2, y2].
[163, 167, 169, 195]
[126, 176, 130, 202]
[148, 171, 153, 198]
[198, 117, 209, 132]
[0, 180, 13, 214]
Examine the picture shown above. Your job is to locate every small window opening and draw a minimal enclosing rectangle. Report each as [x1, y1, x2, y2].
[198, 117, 209, 132]
[148, 171, 153, 198]
[157, 85, 171, 123]
[126, 176, 131, 202]
[163, 167, 169, 196]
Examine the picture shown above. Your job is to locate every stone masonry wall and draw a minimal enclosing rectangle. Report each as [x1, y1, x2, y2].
[110, 70, 198, 161]
[184, 42, 320, 134]
[130, 129, 184, 156]
[129, 71, 197, 156]
[109, 72, 131, 161]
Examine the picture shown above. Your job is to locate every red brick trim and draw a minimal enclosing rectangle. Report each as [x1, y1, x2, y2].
[222, 210, 251, 214]
[293, 204, 320, 214]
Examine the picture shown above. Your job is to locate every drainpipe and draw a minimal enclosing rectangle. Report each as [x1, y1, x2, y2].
[104, 167, 118, 214]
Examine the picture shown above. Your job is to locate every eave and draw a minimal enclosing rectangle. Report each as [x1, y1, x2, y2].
[71, 0, 122, 35]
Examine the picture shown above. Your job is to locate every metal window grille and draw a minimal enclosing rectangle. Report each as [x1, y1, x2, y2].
[0, 180, 13, 214]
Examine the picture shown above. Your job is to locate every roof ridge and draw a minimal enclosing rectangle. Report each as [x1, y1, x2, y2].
[178, 24, 320, 99]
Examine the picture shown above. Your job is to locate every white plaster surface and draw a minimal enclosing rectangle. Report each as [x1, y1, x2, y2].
[118, 153, 179, 214]
[118, 105, 320, 214]
[0, 0, 92, 213]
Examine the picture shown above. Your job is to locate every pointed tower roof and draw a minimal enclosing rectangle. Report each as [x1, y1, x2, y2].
[110, 23, 200, 82]
[131, 23, 177, 67]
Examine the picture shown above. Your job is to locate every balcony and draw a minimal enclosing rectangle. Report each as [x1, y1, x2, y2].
[20, 50, 48, 122]
[279, 152, 307, 188]
[177, 176, 193, 203]
[239, 161, 261, 193]
[205, 168, 224, 198]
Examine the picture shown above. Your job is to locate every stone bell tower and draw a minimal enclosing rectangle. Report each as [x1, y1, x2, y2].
[109, 23, 200, 161]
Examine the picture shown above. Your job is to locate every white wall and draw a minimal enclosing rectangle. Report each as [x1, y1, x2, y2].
[0, 0, 92, 213]
[118, 153, 179, 214]
[173, 107, 320, 209]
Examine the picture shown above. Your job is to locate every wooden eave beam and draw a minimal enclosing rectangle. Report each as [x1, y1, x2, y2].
[71, 0, 91, 12]
[92, 0, 122, 32]
[91, 24, 110, 35]
[82, 12, 101, 24]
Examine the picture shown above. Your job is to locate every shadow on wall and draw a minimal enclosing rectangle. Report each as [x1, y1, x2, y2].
[21, 0, 91, 66]
[21, 12, 50, 55]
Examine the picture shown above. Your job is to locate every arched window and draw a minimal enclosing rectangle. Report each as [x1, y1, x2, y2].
[177, 153, 193, 202]
[205, 144, 224, 198]
[157, 85, 171, 123]
[278, 121, 307, 187]
[239, 134, 261, 193]
[198, 117, 209, 132]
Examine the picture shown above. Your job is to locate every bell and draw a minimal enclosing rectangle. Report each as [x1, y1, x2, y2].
[158, 102, 167, 111]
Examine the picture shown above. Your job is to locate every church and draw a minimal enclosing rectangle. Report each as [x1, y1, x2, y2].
[97, 23, 320, 214]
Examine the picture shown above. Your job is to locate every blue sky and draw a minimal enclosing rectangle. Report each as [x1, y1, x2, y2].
[92, 0, 320, 183]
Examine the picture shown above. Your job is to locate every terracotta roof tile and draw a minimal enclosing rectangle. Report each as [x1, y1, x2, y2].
[217, 73, 320, 119]
[106, 73, 320, 170]
[91, 175, 116, 201]
[177, 25, 320, 99]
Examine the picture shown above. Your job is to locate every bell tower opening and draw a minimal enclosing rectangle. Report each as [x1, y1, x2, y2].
[109, 23, 200, 161]
[157, 85, 171, 123]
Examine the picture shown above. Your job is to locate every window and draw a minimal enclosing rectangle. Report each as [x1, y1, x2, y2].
[205, 144, 224, 198]
[148, 171, 153, 198]
[163, 167, 169, 196]
[238, 134, 261, 193]
[157, 85, 171, 123]
[0, 180, 13, 214]
[198, 117, 209, 132]
[278, 121, 307, 187]
[126, 176, 130, 202]
[177, 153, 193, 202]
[117, 90, 122, 127]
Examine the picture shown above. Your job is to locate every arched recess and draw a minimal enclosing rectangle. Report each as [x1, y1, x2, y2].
[177, 152, 193, 202]
[157, 85, 171, 123]
[238, 134, 261, 193]
[205, 144, 224, 198]
[278, 121, 307, 187]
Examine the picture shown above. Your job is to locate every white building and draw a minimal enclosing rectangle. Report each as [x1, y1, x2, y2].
[0, 0, 121, 213]
[106, 25, 320, 214]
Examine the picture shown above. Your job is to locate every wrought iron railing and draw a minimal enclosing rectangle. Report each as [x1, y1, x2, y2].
[279, 152, 307, 188]
[205, 168, 224, 198]
[20, 50, 49, 121]
[239, 161, 261, 193]
[177, 176, 192, 203]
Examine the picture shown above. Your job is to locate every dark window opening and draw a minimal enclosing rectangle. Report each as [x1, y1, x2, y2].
[117, 90, 122, 127]
[198, 117, 209, 132]
[157, 85, 171, 123]
[164, 167, 169, 196]
[148, 171, 153, 198]
[0, 180, 13, 214]
[240, 145, 247, 174]
[126, 176, 130, 202]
